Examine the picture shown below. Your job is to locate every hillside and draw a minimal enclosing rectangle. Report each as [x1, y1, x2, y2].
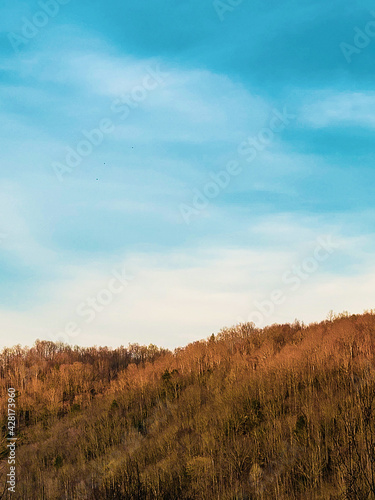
[2, 311, 375, 499]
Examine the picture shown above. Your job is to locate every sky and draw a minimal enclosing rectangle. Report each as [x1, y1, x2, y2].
[1, 0, 375, 349]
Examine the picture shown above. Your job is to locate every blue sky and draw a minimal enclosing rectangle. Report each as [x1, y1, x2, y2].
[1, 0, 375, 349]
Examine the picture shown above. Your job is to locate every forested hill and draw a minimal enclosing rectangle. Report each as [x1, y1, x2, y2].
[2, 311, 375, 499]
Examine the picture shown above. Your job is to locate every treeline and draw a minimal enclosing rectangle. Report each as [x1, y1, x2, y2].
[1, 311, 375, 498]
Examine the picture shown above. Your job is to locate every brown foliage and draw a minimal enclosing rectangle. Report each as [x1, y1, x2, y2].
[2, 312, 375, 498]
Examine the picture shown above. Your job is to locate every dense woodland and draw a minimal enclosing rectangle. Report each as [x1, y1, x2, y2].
[2, 311, 375, 499]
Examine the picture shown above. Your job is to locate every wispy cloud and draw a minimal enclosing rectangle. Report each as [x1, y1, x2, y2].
[300, 91, 375, 128]
[0, 2, 374, 348]
[0, 209, 373, 348]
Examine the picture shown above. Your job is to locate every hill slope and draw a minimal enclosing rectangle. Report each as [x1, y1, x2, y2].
[2, 312, 375, 499]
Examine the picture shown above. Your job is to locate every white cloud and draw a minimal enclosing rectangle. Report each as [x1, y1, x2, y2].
[1, 34, 373, 352]
[4, 40, 270, 141]
[0, 213, 373, 350]
[300, 91, 375, 128]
